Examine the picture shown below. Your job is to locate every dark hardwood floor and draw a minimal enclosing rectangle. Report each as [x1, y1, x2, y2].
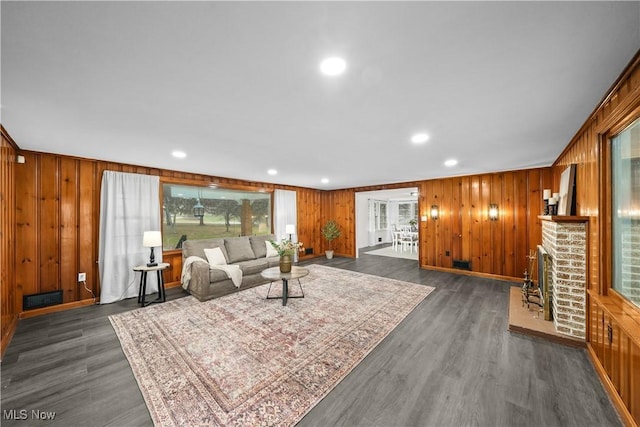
[1, 245, 622, 426]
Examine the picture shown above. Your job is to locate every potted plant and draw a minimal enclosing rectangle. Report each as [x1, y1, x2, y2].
[321, 220, 342, 259]
[269, 239, 305, 273]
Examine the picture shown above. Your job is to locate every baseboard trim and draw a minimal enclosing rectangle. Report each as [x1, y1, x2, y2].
[1, 315, 19, 361]
[19, 298, 97, 319]
[420, 264, 521, 283]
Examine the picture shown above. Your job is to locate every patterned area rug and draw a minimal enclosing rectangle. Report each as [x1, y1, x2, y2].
[109, 264, 434, 426]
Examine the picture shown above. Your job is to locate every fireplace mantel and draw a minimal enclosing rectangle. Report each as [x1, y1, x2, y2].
[538, 215, 589, 222]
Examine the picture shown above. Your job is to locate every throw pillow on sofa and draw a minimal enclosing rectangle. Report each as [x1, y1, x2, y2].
[204, 247, 227, 266]
[224, 237, 256, 263]
[249, 234, 275, 258]
[265, 241, 279, 257]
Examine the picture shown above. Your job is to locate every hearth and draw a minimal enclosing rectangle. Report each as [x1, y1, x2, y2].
[521, 247, 552, 321]
[521, 249, 542, 313]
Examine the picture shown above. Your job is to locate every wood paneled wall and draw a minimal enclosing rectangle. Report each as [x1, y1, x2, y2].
[320, 189, 357, 257]
[322, 171, 551, 279]
[17, 148, 546, 321]
[554, 51, 640, 295]
[1, 127, 18, 358]
[420, 169, 551, 278]
[13, 153, 324, 314]
[15, 152, 101, 307]
[553, 50, 640, 427]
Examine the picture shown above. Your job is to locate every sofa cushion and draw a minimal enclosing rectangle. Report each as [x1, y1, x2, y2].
[183, 238, 229, 263]
[238, 258, 270, 276]
[224, 237, 256, 263]
[208, 268, 232, 283]
[267, 257, 280, 268]
[204, 247, 227, 266]
[249, 234, 276, 258]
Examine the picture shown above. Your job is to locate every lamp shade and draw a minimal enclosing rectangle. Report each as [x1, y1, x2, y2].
[285, 224, 296, 235]
[143, 231, 162, 248]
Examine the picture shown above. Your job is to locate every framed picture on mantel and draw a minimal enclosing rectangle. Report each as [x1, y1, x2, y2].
[558, 164, 576, 215]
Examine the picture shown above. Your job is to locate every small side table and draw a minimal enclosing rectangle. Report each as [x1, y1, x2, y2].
[261, 266, 309, 306]
[133, 263, 170, 307]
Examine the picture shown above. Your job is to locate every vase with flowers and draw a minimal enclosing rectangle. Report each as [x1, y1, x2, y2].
[270, 239, 305, 273]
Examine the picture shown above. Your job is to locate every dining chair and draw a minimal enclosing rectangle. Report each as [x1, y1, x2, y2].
[391, 224, 401, 251]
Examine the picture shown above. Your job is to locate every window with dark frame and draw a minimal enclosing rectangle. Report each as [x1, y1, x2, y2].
[161, 183, 272, 250]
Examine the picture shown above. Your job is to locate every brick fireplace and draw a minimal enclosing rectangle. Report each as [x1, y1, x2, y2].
[541, 217, 588, 340]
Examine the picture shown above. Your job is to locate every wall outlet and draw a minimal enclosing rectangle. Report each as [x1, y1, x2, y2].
[78, 272, 86, 282]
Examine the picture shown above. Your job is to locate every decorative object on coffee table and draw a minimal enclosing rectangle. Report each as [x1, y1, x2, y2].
[269, 238, 304, 272]
[279, 255, 292, 273]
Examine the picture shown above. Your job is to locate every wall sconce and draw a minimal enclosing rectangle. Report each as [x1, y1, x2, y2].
[488, 203, 499, 221]
[430, 205, 439, 220]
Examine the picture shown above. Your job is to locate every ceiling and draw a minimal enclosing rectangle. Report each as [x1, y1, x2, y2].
[2, 2, 639, 190]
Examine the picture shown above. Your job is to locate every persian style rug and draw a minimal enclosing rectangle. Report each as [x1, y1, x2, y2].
[109, 264, 434, 426]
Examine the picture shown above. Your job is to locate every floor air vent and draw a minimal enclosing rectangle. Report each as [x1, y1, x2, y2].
[453, 259, 472, 271]
[23, 290, 63, 310]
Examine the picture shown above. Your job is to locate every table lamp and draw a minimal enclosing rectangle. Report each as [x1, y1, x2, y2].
[285, 224, 295, 241]
[143, 231, 162, 267]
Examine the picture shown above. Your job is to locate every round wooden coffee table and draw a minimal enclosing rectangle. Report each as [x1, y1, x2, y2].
[261, 266, 309, 306]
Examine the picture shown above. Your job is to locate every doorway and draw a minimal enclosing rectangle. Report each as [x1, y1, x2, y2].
[354, 187, 419, 260]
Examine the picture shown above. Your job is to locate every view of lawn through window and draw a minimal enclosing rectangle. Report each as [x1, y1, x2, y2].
[162, 184, 272, 250]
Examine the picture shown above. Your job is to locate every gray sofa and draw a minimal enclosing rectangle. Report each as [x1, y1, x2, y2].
[181, 234, 280, 301]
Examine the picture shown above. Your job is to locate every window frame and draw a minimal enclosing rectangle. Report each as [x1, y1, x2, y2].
[607, 116, 640, 308]
[159, 177, 274, 251]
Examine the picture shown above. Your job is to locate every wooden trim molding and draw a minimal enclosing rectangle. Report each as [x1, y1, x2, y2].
[419, 264, 522, 284]
[537, 215, 590, 222]
[587, 343, 638, 427]
[556, 49, 640, 164]
[19, 298, 97, 319]
[1, 125, 19, 360]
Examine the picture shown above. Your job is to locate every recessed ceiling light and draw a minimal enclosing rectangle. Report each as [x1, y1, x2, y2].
[444, 159, 458, 167]
[321, 178, 329, 184]
[411, 133, 429, 144]
[172, 150, 186, 158]
[320, 57, 347, 76]
[267, 169, 278, 175]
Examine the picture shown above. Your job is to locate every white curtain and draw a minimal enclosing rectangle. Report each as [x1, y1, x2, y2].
[368, 200, 376, 246]
[98, 171, 161, 304]
[274, 189, 297, 242]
